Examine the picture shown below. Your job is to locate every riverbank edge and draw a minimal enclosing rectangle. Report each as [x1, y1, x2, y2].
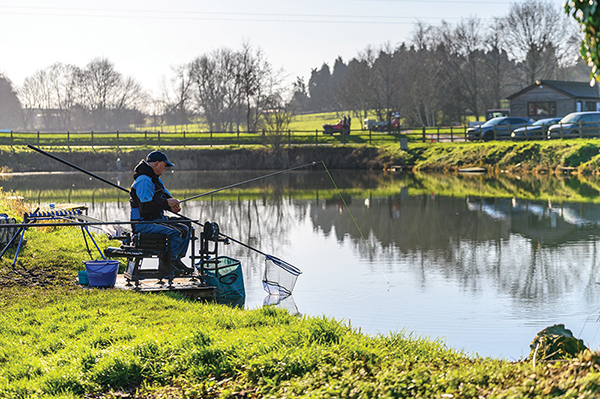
[3, 140, 600, 174]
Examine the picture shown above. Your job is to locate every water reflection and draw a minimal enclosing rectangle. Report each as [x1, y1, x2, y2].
[3, 170, 600, 359]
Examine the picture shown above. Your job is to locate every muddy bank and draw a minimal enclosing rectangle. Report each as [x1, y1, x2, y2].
[1, 146, 386, 172]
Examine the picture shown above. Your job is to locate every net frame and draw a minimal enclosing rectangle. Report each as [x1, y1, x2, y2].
[262, 255, 302, 297]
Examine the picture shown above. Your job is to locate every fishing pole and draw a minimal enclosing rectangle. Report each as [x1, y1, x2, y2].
[180, 161, 318, 203]
[27, 144, 129, 194]
[27, 144, 195, 223]
[26, 144, 301, 266]
[0, 219, 201, 229]
[220, 232, 302, 275]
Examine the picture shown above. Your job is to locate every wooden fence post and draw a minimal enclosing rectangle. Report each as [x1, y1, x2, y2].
[369, 129, 372, 144]
[422, 127, 426, 143]
[91, 131, 94, 147]
[37, 131, 40, 146]
[315, 129, 318, 145]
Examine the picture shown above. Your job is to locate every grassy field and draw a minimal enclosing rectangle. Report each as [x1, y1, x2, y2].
[1, 110, 476, 148]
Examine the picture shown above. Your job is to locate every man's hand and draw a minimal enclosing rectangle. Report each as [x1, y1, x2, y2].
[167, 198, 181, 213]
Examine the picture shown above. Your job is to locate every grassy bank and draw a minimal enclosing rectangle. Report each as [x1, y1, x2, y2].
[2, 183, 600, 397]
[8, 286, 600, 399]
[2, 139, 600, 175]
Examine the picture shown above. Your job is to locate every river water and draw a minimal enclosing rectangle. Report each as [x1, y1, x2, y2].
[4, 169, 600, 360]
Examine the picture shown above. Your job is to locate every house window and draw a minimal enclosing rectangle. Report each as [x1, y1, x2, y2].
[528, 101, 556, 117]
[585, 101, 597, 111]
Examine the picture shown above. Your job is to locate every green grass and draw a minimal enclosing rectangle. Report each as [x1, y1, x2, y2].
[2, 286, 600, 398]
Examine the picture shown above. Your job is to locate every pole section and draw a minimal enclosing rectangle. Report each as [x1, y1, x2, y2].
[27, 144, 129, 194]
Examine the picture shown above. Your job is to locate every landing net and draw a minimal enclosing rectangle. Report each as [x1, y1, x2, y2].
[263, 255, 302, 297]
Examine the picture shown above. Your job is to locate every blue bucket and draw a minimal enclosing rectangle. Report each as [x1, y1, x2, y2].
[84, 260, 119, 287]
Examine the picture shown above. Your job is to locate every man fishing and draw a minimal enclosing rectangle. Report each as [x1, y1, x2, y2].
[129, 150, 193, 274]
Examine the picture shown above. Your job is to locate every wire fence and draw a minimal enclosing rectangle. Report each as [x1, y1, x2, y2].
[0, 126, 472, 147]
[5, 121, 600, 147]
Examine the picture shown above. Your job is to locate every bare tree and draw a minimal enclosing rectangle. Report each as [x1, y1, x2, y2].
[47, 63, 79, 130]
[78, 58, 147, 130]
[189, 44, 283, 133]
[238, 42, 262, 132]
[189, 48, 233, 132]
[495, 0, 579, 86]
[159, 64, 193, 130]
[261, 94, 293, 151]
[439, 18, 486, 121]
[18, 72, 44, 130]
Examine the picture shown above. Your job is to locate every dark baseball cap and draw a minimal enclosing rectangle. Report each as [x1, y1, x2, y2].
[146, 151, 174, 167]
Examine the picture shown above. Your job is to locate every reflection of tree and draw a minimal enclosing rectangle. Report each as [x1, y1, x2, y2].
[309, 194, 600, 305]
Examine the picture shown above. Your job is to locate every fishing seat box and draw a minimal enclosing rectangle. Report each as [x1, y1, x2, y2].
[104, 232, 173, 284]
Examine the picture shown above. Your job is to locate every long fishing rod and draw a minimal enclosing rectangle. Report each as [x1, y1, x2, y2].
[180, 161, 318, 203]
[219, 231, 302, 275]
[0, 219, 200, 229]
[27, 144, 129, 194]
[26, 144, 302, 265]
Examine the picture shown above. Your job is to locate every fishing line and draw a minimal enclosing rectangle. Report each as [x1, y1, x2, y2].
[578, 305, 600, 342]
[180, 162, 317, 203]
[320, 161, 390, 286]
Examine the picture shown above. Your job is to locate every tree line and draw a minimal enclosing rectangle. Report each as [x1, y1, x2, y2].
[0, 42, 285, 133]
[292, 1, 587, 126]
[0, 0, 591, 132]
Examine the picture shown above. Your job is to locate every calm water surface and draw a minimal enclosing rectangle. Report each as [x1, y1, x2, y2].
[5, 170, 600, 359]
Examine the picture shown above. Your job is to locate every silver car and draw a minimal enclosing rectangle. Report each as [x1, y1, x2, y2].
[511, 117, 562, 140]
[547, 112, 600, 138]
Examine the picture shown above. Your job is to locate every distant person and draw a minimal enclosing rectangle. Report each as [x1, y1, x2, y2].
[129, 150, 193, 274]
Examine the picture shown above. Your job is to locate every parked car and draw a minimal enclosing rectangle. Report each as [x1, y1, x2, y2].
[510, 117, 562, 140]
[467, 117, 533, 141]
[547, 111, 600, 138]
[364, 118, 400, 131]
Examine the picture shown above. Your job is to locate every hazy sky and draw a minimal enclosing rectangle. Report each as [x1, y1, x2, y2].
[0, 0, 570, 95]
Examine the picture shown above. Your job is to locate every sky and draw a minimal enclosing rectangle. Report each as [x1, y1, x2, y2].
[0, 0, 570, 97]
